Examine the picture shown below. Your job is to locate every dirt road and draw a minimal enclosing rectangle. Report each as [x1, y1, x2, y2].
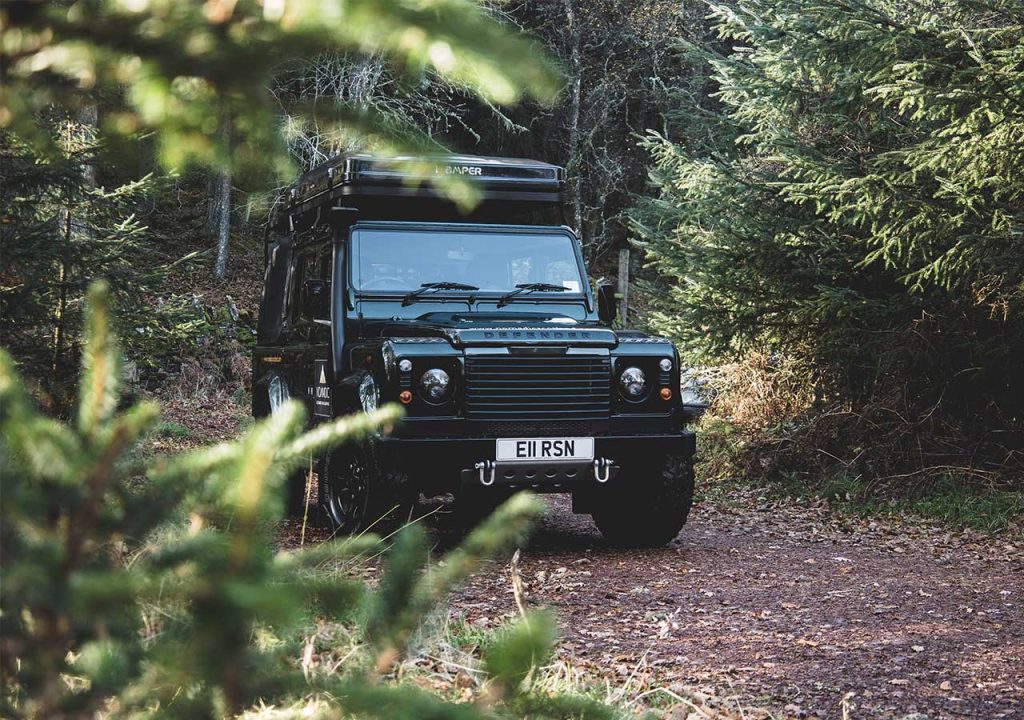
[163, 393, 1023, 717]
[445, 495, 1024, 719]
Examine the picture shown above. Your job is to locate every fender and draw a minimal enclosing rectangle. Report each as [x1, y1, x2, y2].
[252, 365, 286, 418]
[333, 368, 377, 416]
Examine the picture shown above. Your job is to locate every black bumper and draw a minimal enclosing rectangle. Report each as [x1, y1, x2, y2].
[379, 431, 696, 493]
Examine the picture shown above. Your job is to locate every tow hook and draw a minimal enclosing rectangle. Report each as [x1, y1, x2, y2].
[475, 460, 497, 486]
[594, 458, 612, 483]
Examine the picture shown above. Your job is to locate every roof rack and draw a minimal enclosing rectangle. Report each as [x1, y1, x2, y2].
[282, 154, 566, 220]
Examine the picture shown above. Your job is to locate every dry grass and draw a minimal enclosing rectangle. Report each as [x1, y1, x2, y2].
[144, 349, 252, 446]
[225, 535, 762, 719]
[693, 351, 1024, 532]
[696, 352, 814, 431]
[233, 605, 761, 720]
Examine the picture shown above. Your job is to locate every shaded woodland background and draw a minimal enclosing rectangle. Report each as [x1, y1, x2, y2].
[3, 3, 1024, 719]
[3, 0, 1023, 500]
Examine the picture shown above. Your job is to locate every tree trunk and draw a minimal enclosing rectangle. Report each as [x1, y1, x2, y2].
[618, 247, 630, 326]
[52, 206, 72, 374]
[213, 168, 231, 279]
[52, 104, 97, 374]
[563, 0, 583, 238]
[213, 107, 231, 280]
[78, 104, 97, 188]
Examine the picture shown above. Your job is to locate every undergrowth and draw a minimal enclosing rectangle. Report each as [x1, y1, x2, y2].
[697, 415, 1024, 535]
[810, 473, 1024, 535]
[689, 351, 1024, 534]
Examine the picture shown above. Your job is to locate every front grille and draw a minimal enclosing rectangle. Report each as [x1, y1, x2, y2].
[464, 355, 611, 422]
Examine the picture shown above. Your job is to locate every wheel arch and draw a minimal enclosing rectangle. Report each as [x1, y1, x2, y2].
[333, 367, 378, 416]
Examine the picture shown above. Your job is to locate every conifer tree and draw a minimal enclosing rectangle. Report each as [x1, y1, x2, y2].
[0, 124, 173, 406]
[632, 0, 1024, 480]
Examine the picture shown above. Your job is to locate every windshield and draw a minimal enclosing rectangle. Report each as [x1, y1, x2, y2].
[351, 225, 585, 294]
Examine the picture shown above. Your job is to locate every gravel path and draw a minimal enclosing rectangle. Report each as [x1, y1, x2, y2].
[168, 396, 1023, 718]
[446, 495, 1024, 719]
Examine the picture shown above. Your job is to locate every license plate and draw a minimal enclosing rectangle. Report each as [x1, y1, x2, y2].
[495, 437, 595, 464]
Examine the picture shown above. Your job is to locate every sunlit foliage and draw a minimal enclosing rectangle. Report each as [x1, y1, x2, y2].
[0, 0, 561, 176]
[0, 282, 627, 719]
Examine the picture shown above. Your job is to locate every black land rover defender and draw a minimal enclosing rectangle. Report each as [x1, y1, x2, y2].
[253, 154, 696, 547]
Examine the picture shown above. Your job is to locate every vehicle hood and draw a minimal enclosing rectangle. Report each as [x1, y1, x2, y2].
[369, 312, 620, 348]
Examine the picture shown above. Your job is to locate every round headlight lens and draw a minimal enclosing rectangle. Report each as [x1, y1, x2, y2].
[420, 368, 452, 403]
[398, 358, 413, 373]
[619, 367, 648, 400]
[659, 358, 673, 372]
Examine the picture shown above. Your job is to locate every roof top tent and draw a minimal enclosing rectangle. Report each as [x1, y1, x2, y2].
[270, 154, 568, 247]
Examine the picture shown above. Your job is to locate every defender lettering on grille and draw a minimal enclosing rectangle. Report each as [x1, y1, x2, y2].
[481, 330, 590, 340]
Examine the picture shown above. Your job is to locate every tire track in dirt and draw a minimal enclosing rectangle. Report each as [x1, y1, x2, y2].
[446, 496, 1024, 719]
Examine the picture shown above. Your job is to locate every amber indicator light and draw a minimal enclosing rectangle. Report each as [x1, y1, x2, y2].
[659, 387, 672, 400]
[399, 390, 413, 404]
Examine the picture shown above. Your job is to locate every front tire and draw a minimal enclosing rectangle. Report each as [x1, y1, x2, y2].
[591, 454, 694, 548]
[320, 440, 413, 535]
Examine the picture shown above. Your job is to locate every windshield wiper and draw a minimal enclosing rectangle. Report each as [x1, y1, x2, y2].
[496, 282, 570, 308]
[401, 281, 479, 306]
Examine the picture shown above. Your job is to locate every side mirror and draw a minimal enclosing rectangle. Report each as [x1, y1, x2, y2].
[302, 278, 329, 319]
[597, 283, 617, 325]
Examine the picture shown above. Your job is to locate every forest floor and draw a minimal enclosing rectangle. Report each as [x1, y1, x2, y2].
[438, 494, 1023, 720]
[158, 394, 1024, 720]
[275, 487, 1024, 720]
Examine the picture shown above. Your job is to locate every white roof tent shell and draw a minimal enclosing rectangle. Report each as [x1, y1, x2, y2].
[277, 154, 567, 228]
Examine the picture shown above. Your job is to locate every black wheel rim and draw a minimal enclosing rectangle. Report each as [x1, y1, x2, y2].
[324, 444, 371, 534]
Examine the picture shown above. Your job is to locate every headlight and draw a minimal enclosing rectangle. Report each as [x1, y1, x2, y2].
[619, 367, 648, 400]
[420, 368, 452, 403]
[382, 342, 397, 380]
[358, 374, 379, 412]
[659, 358, 673, 372]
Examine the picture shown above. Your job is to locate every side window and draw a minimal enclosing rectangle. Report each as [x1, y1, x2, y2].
[285, 251, 308, 326]
[287, 244, 333, 325]
[256, 237, 293, 344]
[311, 244, 332, 322]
